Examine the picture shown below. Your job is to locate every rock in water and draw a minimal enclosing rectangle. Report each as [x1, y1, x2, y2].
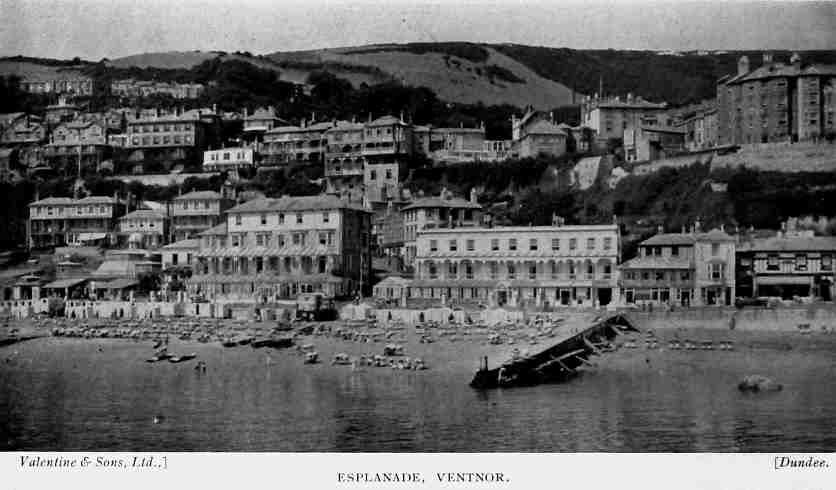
[738, 374, 783, 392]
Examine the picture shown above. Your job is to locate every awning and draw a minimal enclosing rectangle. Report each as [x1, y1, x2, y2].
[94, 279, 139, 290]
[78, 232, 107, 241]
[757, 276, 812, 285]
[43, 278, 88, 289]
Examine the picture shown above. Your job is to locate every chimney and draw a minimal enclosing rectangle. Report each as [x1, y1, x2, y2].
[212, 103, 217, 113]
[737, 55, 750, 76]
[657, 225, 664, 234]
[790, 52, 801, 67]
[469, 188, 477, 204]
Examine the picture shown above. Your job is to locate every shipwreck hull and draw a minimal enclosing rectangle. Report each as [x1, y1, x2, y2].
[470, 314, 639, 390]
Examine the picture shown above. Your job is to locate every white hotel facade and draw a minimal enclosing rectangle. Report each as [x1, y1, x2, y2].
[410, 223, 620, 308]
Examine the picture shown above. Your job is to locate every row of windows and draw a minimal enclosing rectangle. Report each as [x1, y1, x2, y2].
[234, 212, 332, 226]
[35, 205, 110, 216]
[129, 123, 194, 133]
[207, 152, 248, 161]
[212, 230, 337, 248]
[425, 261, 612, 279]
[624, 271, 692, 281]
[131, 135, 193, 146]
[429, 236, 614, 253]
[763, 254, 833, 271]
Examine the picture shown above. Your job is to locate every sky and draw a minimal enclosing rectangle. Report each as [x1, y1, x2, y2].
[0, 0, 834, 61]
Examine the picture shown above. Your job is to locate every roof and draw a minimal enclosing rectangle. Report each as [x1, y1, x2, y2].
[226, 195, 370, 214]
[162, 238, 200, 250]
[77, 196, 117, 205]
[523, 119, 567, 136]
[121, 209, 165, 220]
[728, 62, 836, 85]
[641, 233, 695, 246]
[619, 256, 693, 270]
[43, 277, 88, 289]
[174, 190, 222, 201]
[738, 235, 836, 253]
[29, 197, 75, 206]
[367, 115, 404, 127]
[245, 107, 282, 121]
[198, 222, 228, 236]
[401, 196, 482, 211]
[325, 120, 365, 132]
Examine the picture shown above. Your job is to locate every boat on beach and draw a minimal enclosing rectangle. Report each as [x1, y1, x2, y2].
[469, 314, 639, 389]
[169, 353, 197, 363]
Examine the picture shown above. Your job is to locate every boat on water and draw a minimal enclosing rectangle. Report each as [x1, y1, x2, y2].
[469, 314, 639, 389]
[332, 353, 351, 365]
[169, 353, 197, 363]
[304, 352, 319, 364]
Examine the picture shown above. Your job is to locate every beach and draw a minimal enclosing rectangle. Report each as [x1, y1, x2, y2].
[2, 312, 836, 451]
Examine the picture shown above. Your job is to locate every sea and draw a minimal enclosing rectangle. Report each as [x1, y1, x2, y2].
[1, 335, 835, 452]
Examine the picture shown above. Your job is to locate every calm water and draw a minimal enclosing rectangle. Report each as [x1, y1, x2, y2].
[1, 335, 835, 451]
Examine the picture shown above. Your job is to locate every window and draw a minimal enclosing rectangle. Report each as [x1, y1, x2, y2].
[491, 239, 499, 251]
[465, 263, 473, 279]
[260, 214, 267, 225]
[428, 263, 437, 279]
[369, 170, 376, 181]
[587, 238, 595, 250]
[551, 238, 560, 251]
[529, 264, 537, 279]
[509, 238, 517, 251]
[256, 234, 264, 246]
[319, 233, 327, 245]
[489, 262, 498, 279]
[551, 262, 558, 279]
[569, 262, 576, 277]
[680, 271, 690, 281]
[795, 254, 808, 271]
[430, 240, 438, 252]
[322, 212, 329, 223]
[466, 239, 475, 251]
[279, 213, 285, 225]
[642, 272, 650, 281]
[231, 235, 240, 247]
[603, 237, 612, 250]
[655, 271, 665, 281]
[767, 254, 780, 271]
[385, 169, 393, 180]
[278, 234, 286, 247]
[654, 246, 662, 256]
[529, 239, 538, 251]
[448, 262, 457, 278]
[671, 245, 679, 256]
[235, 215, 242, 225]
[711, 243, 720, 256]
[587, 263, 594, 278]
[822, 255, 833, 271]
[711, 263, 724, 280]
[507, 263, 516, 279]
[449, 240, 457, 252]
[296, 213, 303, 224]
[569, 238, 577, 250]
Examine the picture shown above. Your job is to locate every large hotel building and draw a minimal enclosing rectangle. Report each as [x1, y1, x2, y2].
[408, 220, 620, 308]
[717, 53, 836, 145]
[186, 195, 372, 301]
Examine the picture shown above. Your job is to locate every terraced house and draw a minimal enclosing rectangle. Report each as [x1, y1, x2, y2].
[170, 190, 234, 242]
[619, 226, 736, 306]
[27, 196, 124, 249]
[186, 195, 372, 301]
[409, 219, 620, 308]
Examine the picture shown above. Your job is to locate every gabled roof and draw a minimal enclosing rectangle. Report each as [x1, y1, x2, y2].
[174, 190, 222, 201]
[226, 194, 369, 214]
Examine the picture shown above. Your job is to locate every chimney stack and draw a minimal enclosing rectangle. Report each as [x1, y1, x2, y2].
[737, 55, 750, 76]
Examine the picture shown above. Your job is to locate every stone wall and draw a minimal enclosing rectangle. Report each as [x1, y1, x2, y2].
[626, 305, 836, 332]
